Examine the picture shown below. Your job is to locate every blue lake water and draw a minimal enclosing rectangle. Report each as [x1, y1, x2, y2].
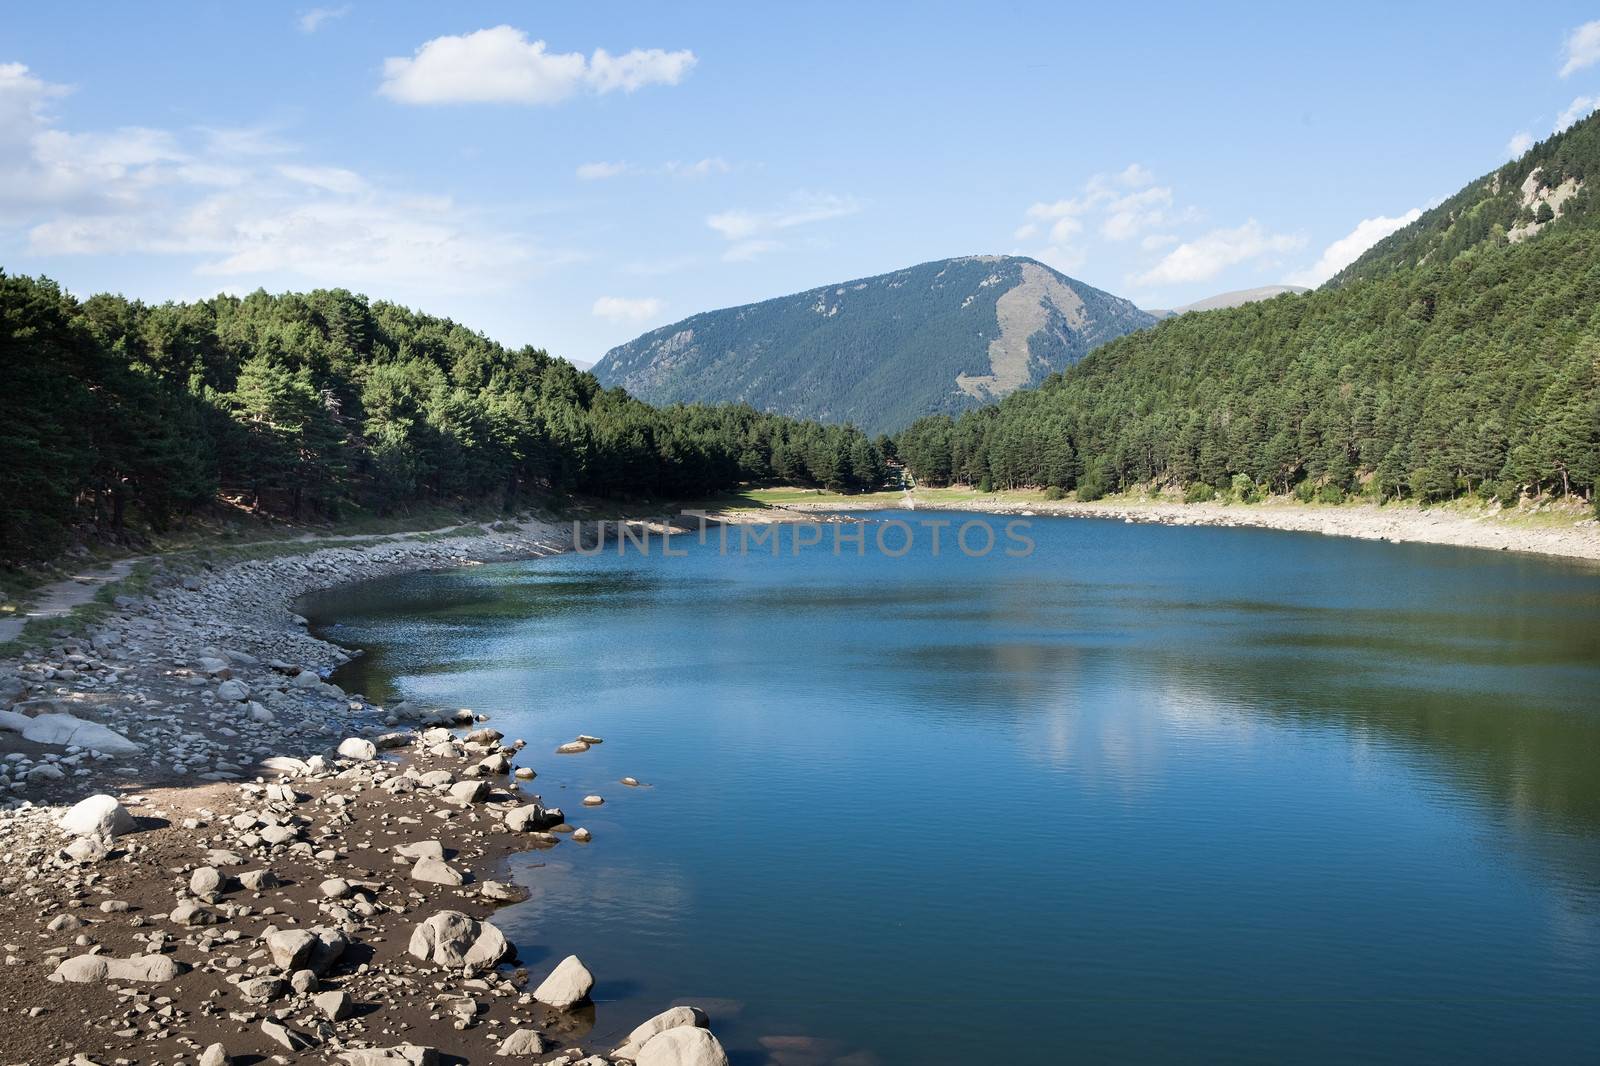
[304, 513, 1600, 1065]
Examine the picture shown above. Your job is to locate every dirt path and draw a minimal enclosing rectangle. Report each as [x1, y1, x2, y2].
[0, 556, 147, 643]
[0, 522, 482, 645]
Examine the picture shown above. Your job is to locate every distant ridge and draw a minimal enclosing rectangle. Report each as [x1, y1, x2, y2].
[1159, 285, 1310, 316]
[591, 255, 1156, 435]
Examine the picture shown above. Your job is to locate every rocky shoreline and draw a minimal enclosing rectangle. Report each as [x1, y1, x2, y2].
[0, 519, 733, 1065]
[757, 493, 1600, 563]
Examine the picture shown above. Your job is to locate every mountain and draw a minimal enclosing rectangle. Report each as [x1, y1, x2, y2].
[896, 111, 1600, 507]
[592, 256, 1156, 436]
[1156, 285, 1310, 317]
[1330, 123, 1596, 287]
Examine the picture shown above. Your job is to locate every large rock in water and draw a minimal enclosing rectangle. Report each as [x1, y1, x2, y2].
[504, 803, 560, 832]
[615, 1006, 710, 1059]
[407, 911, 508, 973]
[531, 954, 593, 1009]
[58, 794, 136, 838]
[635, 1027, 731, 1066]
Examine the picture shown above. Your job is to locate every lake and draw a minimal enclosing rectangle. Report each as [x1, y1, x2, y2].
[302, 513, 1600, 1065]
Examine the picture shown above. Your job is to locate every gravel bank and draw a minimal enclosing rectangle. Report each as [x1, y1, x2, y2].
[0, 519, 735, 1065]
[762, 493, 1600, 563]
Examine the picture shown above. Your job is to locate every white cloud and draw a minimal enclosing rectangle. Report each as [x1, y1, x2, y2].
[1100, 185, 1175, 241]
[199, 125, 295, 157]
[722, 239, 780, 262]
[1022, 201, 1086, 245]
[1287, 209, 1422, 287]
[1555, 94, 1599, 132]
[586, 48, 698, 93]
[1559, 19, 1600, 77]
[576, 157, 730, 181]
[277, 164, 366, 194]
[1137, 221, 1305, 285]
[622, 254, 699, 276]
[1017, 162, 1180, 269]
[1117, 163, 1155, 188]
[664, 156, 730, 178]
[1031, 243, 1087, 274]
[298, 6, 349, 34]
[592, 296, 665, 321]
[379, 26, 695, 106]
[576, 160, 629, 180]
[1507, 94, 1600, 158]
[0, 62, 531, 294]
[705, 192, 858, 259]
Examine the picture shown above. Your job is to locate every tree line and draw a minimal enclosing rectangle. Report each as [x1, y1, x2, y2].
[895, 225, 1600, 508]
[0, 275, 887, 561]
[898, 111, 1600, 509]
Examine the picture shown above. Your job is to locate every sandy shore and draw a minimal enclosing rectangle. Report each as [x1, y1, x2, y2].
[747, 491, 1600, 564]
[0, 518, 734, 1065]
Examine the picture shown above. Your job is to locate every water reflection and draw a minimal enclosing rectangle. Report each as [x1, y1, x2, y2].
[307, 514, 1600, 1064]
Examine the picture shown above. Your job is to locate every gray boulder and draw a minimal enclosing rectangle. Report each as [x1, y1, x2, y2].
[51, 953, 184, 984]
[495, 1029, 547, 1056]
[410, 856, 465, 886]
[406, 910, 508, 973]
[448, 779, 489, 804]
[316, 989, 354, 1021]
[636, 1027, 730, 1066]
[531, 954, 593, 1010]
[338, 737, 377, 761]
[338, 1047, 439, 1066]
[264, 926, 348, 974]
[615, 1006, 710, 1060]
[190, 866, 226, 902]
[216, 679, 251, 702]
[57, 794, 136, 838]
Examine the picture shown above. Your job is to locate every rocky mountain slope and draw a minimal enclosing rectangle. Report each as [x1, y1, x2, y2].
[1330, 117, 1595, 286]
[592, 255, 1156, 435]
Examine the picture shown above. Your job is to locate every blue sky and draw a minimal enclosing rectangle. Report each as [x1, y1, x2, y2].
[4, 3, 1600, 365]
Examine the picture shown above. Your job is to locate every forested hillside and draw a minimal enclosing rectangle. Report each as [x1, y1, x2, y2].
[896, 113, 1600, 508]
[593, 256, 1155, 435]
[0, 276, 886, 561]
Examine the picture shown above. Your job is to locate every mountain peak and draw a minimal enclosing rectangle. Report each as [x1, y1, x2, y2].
[591, 255, 1154, 435]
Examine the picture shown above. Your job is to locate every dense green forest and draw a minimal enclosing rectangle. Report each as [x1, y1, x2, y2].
[0, 275, 887, 561]
[896, 114, 1600, 509]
